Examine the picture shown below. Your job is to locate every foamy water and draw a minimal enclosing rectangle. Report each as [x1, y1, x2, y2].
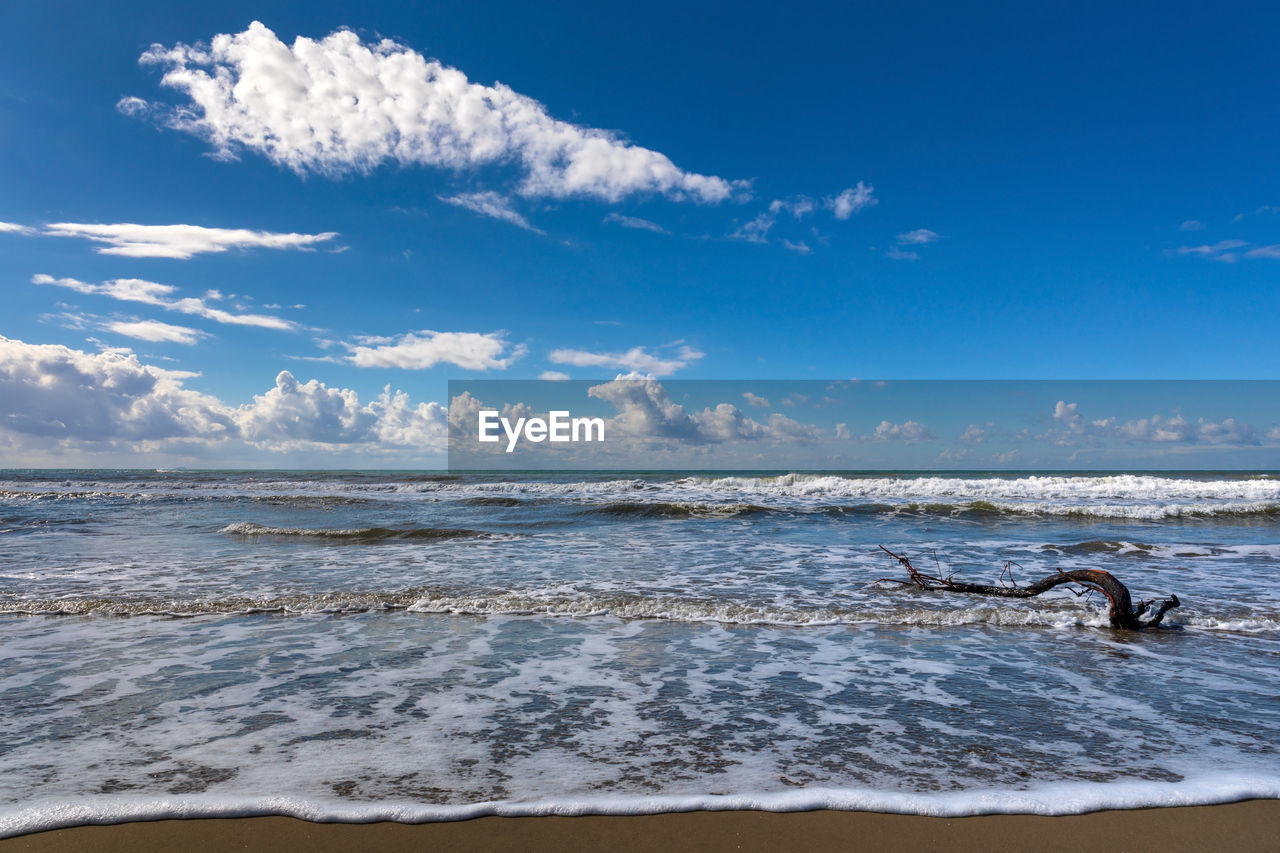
[1, 469, 1278, 836]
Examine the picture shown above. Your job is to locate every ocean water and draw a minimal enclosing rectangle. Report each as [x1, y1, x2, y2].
[2, 469, 1279, 835]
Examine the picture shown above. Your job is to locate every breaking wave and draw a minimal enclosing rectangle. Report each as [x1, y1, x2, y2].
[219, 522, 497, 542]
[5, 589, 1275, 634]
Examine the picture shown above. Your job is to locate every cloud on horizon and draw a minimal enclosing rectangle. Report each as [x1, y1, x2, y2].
[0, 336, 447, 457]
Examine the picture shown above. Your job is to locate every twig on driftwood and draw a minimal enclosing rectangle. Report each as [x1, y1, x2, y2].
[876, 545, 1180, 630]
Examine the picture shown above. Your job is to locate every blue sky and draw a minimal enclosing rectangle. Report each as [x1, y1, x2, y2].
[2, 2, 1279, 467]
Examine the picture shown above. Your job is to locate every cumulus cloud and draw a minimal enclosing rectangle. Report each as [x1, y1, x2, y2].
[133, 21, 742, 204]
[33, 274, 296, 331]
[604, 213, 668, 234]
[439, 191, 543, 233]
[0, 335, 233, 442]
[346, 330, 525, 371]
[43, 222, 337, 259]
[1048, 400, 1260, 446]
[826, 183, 876, 219]
[742, 392, 770, 408]
[0, 336, 449, 457]
[873, 419, 933, 441]
[549, 344, 703, 377]
[236, 370, 446, 450]
[586, 377, 819, 444]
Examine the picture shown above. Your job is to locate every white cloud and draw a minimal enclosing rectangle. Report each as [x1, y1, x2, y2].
[873, 419, 933, 441]
[769, 196, 816, 218]
[1176, 240, 1247, 263]
[539, 370, 571, 380]
[0, 335, 233, 442]
[742, 392, 771, 408]
[0, 337, 450, 460]
[897, 228, 939, 245]
[236, 370, 446, 450]
[43, 222, 336, 259]
[33, 274, 296, 331]
[1049, 400, 1260, 446]
[0, 221, 35, 234]
[886, 247, 919, 261]
[730, 211, 775, 244]
[834, 423, 851, 440]
[439, 191, 543, 233]
[103, 319, 209, 345]
[346, 330, 525, 371]
[135, 22, 742, 204]
[586, 377, 820, 445]
[826, 183, 876, 219]
[781, 239, 812, 255]
[1179, 220, 1204, 231]
[604, 213, 668, 234]
[1245, 245, 1280, 259]
[549, 344, 703, 377]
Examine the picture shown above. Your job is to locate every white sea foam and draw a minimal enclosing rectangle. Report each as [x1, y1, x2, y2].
[3, 775, 1279, 838]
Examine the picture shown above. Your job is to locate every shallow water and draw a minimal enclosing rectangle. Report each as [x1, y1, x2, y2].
[2, 470, 1278, 835]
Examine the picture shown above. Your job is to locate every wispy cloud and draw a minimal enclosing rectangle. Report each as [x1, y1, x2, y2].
[769, 196, 817, 218]
[1175, 240, 1248, 263]
[1178, 220, 1204, 231]
[886, 247, 919, 261]
[730, 211, 775, 244]
[43, 222, 337, 259]
[131, 22, 744, 204]
[32, 274, 296, 331]
[439, 192, 544, 233]
[604, 213, 668, 234]
[0, 221, 35, 234]
[897, 228, 939, 245]
[345, 330, 526, 371]
[102, 319, 209, 345]
[549, 344, 703, 377]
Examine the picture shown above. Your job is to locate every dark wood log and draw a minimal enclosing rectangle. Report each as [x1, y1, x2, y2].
[877, 545, 1180, 630]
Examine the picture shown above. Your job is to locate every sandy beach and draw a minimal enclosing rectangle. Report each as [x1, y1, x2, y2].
[4, 801, 1279, 852]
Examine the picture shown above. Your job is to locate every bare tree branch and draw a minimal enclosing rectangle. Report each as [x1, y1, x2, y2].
[877, 545, 1180, 630]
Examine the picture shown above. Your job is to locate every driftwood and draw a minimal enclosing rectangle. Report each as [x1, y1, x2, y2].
[877, 545, 1180, 630]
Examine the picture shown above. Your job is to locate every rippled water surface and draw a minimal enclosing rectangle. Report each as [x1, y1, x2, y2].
[2, 469, 1278, 834]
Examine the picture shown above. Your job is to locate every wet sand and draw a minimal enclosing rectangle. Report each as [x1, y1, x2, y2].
[4, 800, 1279, 852]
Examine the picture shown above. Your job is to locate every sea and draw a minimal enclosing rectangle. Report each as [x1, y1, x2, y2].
[2, 469, 1279, 836]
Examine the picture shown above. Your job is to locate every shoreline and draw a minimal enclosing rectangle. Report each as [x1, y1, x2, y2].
[3, 800, 1279, 852]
